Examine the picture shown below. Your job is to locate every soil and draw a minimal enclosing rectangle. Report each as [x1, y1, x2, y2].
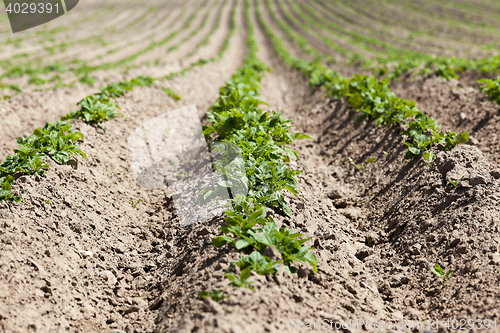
[1, 0, 500, 333]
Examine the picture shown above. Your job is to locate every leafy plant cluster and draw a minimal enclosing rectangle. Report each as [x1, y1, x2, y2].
[0, 121, 85, 202]
[478, 77, 500, 105]
[62, 76, 156, 127]
[375, 54, 500, 81]
[162, 87, 181, 101]
[198, 289, 228, 302]
[256, 2, 469, 161]
[201, 0, 317, 295]
[0, 60, 68, 97]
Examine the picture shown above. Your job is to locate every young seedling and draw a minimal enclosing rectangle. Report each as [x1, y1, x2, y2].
[423, 152, 435, 169]
[448, 175, 464, 188]
[430, 263, 452, 284]
[348, 157, 364, 172]
[162, 87, 181, 101]
[224, 267, 255, 290]
[348, 157, 376, 173]
[198, 290, 229, 302]
[130, 199, 143, 209]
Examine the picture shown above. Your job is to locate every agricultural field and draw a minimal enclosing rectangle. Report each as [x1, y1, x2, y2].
[1, 0, 500, 332]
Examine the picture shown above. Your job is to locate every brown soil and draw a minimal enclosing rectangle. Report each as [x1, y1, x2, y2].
[1, 0, 500, 333]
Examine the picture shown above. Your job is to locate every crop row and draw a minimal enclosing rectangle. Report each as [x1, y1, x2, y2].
[0, 76, 156, 203]
[200, 0, 316, 298]
[256, 0, 469, 163]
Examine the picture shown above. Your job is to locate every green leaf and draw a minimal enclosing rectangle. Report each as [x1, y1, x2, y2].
[457, 131, 469, 144]
[236, 239, 251, 250]
[408, 147, 421, 155]
[213, 235, 233, 248]
[240, 267, 252, 283]
[304, 252, 317, 272]
[430, 263, 444, 277]
[0, 190, 13, 197]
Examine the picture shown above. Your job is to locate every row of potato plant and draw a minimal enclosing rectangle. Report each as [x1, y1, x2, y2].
[200, 0, 317, 298]
[256, 0, 469, 163]
[0, 76, 156, 203]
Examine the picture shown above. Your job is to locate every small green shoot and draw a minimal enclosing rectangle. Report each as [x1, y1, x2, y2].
[198, 290, 228, 302]
[224, 267, 255, 290]
[383, 151, 388, 155]
[423, 152, 435, 169]
[348, 157, 364, 172]
[448, 175, 464, 188]
[162, 87, 181, 101]
[430, 263, 452, 284]
[348, 157, 376, 173]
[131, 199, 143, 209]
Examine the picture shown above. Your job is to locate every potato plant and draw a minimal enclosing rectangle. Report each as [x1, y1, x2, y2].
[478, 77, 500, 105]
[62, 76, 156, 129]
[431, 263, 453, 284]
[0, 121, 84, 202]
